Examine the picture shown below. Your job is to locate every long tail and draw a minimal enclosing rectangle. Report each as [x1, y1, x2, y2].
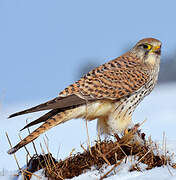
[7, 106, 84, 154]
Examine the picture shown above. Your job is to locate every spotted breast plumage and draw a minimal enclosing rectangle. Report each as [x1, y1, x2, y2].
[8, 37, 161, 154]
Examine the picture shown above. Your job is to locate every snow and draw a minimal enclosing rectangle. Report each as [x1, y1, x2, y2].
[73, 162, 176, 180]
[0, 82, 176, 179]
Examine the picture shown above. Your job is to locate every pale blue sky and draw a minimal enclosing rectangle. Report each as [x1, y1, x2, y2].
[1, 0, 176, 104]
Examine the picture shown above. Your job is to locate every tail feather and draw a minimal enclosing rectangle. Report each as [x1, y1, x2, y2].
[8, 112, 66, 154]
[7, 106, 83, 154]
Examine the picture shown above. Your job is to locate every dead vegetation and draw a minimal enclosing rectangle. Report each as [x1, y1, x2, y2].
[7, 126, 176, 179]
[43, 130, 173, 179]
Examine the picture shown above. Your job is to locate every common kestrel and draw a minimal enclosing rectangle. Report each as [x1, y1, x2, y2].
[8, 37, 161, 154]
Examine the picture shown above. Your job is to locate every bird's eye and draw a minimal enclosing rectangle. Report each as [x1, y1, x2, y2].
[142, 44, 152, 50]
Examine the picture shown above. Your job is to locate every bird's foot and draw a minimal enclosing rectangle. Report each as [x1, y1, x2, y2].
[124, 123, 140, 135]
[122, 123, 145, 145]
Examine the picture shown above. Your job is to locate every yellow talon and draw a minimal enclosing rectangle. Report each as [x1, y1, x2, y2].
[124, 128, 129, 135]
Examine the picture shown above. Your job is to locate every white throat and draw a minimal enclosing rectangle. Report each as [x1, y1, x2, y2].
[145, 54, 160, 66]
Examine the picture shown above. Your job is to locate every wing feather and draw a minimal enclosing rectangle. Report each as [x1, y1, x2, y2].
[20, 109, 60, 131]
[8, 94, 86, 118]
[60, 53, 150, 100]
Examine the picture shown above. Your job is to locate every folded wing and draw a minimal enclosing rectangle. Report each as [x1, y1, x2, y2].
[8, 94, 86, 118]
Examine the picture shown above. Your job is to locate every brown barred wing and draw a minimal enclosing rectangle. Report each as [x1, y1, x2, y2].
[59, 53, 150, 101]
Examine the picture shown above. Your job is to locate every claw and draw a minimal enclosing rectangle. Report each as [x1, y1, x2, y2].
[124, 128, 129, 135]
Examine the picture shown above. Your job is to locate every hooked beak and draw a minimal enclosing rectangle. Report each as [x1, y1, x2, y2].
[151, 45, 161, 55]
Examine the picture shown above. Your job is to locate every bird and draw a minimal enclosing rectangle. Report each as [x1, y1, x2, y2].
[7, 37, 161, 154]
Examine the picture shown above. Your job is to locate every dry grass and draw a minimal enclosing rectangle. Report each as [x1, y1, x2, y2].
[7, 127, 176, 179]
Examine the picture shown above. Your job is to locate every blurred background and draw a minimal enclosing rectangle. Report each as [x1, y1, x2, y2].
[0, 0, 176, 170]
[0, 0, 176, 105]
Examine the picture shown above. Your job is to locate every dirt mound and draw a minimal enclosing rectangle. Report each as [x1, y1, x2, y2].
[22, 129, 174, 179]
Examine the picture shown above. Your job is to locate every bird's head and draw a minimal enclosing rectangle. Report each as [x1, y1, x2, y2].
[131, 38, 162, 66]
